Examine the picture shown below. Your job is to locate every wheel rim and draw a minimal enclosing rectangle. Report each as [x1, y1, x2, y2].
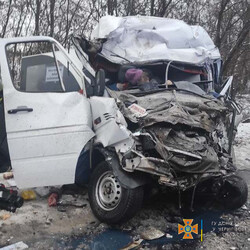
[95, 171, 122, 211]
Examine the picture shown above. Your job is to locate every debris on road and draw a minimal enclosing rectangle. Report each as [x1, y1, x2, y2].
[0, 173, 16, 188]
[140, 226, 165, 240]
[121, 239, 143, 250]
[21, 190, 36, 201]
[57, 194, 88, 208]
[0, 184, 23, 212]
[0, 213, 11, 220]
[34, 187, 51, 197]
[3, 172, 13, 180]
[166, 233, 173, 239]
[45, 217, 53, 225]
[0, 241, 28, 250]
[47, 186, 63, 207]
[48, 192, 59, 207]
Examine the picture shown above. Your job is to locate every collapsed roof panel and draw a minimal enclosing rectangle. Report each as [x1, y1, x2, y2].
[91, 16, 221, 65]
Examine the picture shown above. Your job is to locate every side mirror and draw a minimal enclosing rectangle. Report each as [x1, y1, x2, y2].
[213, 59, 223, 93]
[94, 69, 105, 96]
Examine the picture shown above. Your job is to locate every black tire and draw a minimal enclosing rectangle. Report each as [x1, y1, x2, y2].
[217, 174, 248, 210]
[88, 161, 144, 224]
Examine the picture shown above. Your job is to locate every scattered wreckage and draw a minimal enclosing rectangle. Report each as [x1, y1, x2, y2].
[0, 184, 23, 212]
[0, 16, 248, 222]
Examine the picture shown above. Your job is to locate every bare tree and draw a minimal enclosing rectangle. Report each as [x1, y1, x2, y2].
[1, 0, 13, 38]
[49, 0, 55, 37]
[223, 4, 250, 74]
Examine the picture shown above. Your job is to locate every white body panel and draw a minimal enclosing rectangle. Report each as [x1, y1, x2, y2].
[0, 37, 94, 188]
[90, 96, 132, 147]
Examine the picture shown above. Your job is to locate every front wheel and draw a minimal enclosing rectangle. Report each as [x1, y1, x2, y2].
[88, 161, 144, 224]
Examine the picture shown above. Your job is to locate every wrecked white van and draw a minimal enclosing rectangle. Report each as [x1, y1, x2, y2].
[0, 16, 248, 224]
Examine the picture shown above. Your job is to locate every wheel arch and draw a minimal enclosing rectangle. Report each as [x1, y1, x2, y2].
[75, 144, 151, 189]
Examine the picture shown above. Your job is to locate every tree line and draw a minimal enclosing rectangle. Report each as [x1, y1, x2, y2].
[0, 0, 249, 94]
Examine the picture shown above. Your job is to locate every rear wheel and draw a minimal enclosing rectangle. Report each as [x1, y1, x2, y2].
[217, 174, 248, 210]
[88, 161, 144, 224]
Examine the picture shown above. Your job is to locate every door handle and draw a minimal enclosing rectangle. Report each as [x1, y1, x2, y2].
[8, 106, 33, 114]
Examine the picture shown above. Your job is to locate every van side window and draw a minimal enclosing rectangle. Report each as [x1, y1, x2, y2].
[6, 41, 80, 93]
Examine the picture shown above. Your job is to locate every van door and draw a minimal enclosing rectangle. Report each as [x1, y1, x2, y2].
[0, 37, 94, 188]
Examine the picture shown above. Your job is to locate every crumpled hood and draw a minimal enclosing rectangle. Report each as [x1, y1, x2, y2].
[108, 89, 231, 174]
[108, 89, 227, 133]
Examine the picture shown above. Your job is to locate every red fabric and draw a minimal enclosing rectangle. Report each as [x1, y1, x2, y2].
[48, 193, 59, 207]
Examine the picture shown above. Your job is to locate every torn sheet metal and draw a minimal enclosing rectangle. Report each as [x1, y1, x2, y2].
[106, 87, 234, 189]
[91, 16, 221, 64]
[108, 89, 227, 132]
[90, 96, 132, 147]
[148, 125, 220, 173]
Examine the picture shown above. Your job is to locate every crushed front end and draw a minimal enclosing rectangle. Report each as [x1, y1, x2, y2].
[75, 16, 248, 220]
[104, 88, 247, 209]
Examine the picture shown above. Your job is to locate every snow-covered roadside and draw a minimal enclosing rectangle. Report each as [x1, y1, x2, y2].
[237, 95, 250, 121]
[234, 122, 250, 170]
[0, 184, 96, 248]
[234, 94, 250, 171]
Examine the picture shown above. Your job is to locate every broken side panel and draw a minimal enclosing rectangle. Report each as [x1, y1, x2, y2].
[90, 96, 133, 147]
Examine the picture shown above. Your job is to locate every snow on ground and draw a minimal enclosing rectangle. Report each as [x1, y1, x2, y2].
[234, 94, 250, 170]
[234, 123, 250, 170]
[237, 94, 250, 121]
